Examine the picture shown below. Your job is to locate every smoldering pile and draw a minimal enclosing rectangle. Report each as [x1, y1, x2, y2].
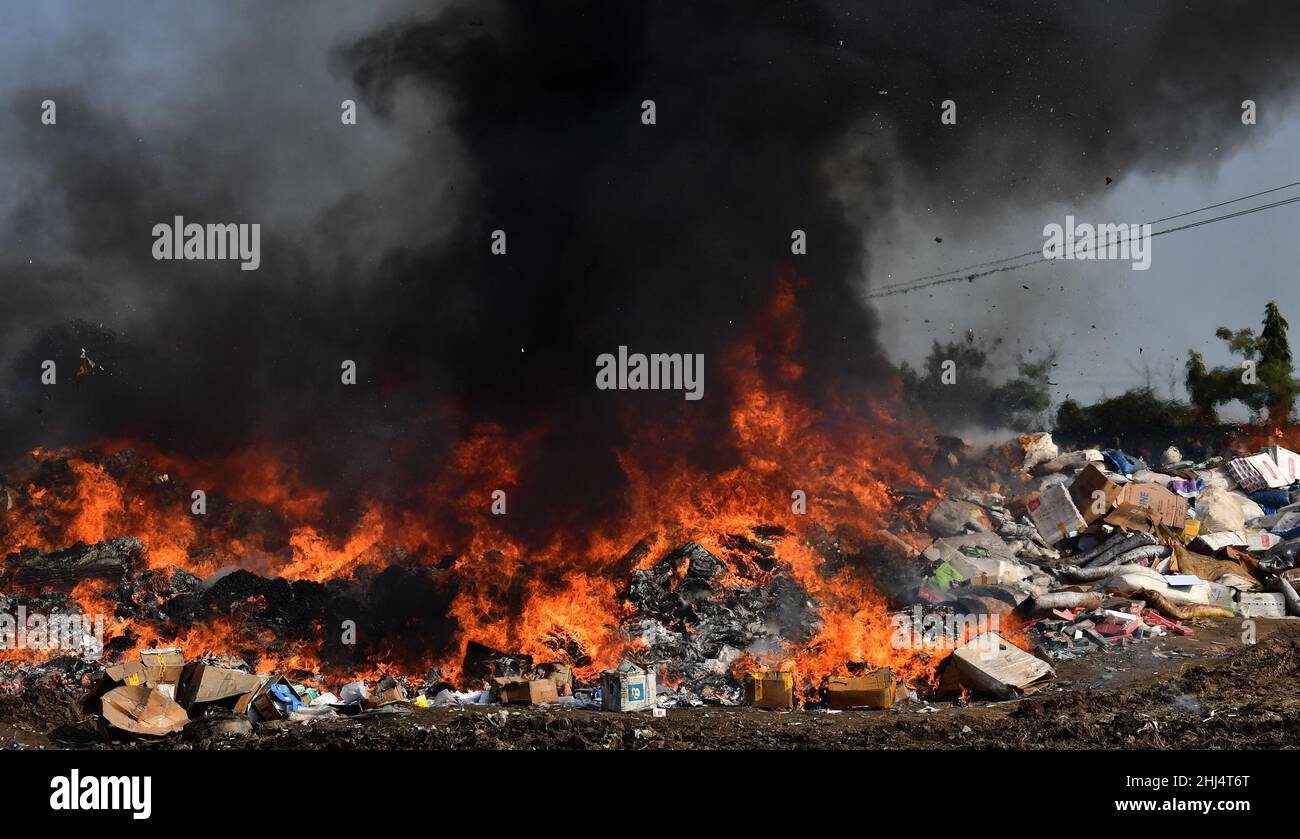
[621, 538, 821, 706]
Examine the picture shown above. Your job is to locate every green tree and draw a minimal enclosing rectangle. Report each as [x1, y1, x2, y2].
[1185, 301, 1297, 423]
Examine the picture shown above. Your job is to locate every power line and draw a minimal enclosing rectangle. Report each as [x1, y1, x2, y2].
[869, 194, 1300, 298]
[869, 179, 1300, 298]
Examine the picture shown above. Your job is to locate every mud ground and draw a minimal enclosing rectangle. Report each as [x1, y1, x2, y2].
[3, 619, 1298, 750]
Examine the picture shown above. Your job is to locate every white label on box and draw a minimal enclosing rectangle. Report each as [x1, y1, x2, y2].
[1246, 532, 1281, 551]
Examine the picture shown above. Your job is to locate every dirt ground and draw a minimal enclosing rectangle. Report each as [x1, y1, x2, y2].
[4, 618, 1299, 750]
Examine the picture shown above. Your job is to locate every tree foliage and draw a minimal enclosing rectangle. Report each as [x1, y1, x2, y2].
[1185, 301, 1297, 423]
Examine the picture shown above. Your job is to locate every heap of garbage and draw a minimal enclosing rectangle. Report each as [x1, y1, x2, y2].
[920, 434, 1300, 667]
[5, 433, 1300, 740]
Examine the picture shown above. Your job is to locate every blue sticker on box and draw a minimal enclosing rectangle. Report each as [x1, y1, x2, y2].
[627, 683, 644, 702]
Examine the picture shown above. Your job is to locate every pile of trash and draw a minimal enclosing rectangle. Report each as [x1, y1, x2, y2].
[918, 434, 1300, 671]
[67, 645, 436, 738]
[56, 643, 676, 739]
[7, 433, 1300, 738]
[622, 539, 820, 706]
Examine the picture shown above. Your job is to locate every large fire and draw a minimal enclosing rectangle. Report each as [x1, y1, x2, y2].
[1, 277, 963, 692]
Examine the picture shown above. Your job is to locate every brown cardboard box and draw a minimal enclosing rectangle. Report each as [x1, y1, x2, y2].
[77, 648, 187, 716]
[1068, 464, 1122, 525]
[826, 669, 895, 709]
[235, 674, 291, 720]
[138, 647, 185, 685]
[497, 679, 559, 705]
[1027, 483, 1087, 545]
[78, 663, 146, 715]
[177, 662, 265, 709]
[375, 675, 408, 704]
[937, 632, 1054, 699]
[100, 685, 190, 737]
[743, 671, 794, 709]
[1104, 482, 1187, 532]
[542, 662, 574, 696]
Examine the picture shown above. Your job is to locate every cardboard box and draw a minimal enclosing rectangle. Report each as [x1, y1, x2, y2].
[743, 671, 795, 709]
[541, 662, 574, 696]
[600, 661, 657, 712]
[1206, 581, 1237, 610]
[1068, 464, 1122, 524]
[234, 674, 290, 721]
[177, 662, 265, 709]
[375, 675, 408, 705]
[99, 685, 190, 737]
[498, 679, 560, 706]
[938, 633, 1054, 699]
[1226, 458, 1268, 492]
[826, 669, 895, 709]
[1247, 532, 1282, 551]
[77, 649, 187, 716]
[1246, 452, 1289, 489]
[1262, 446, 1300, 484]
[1237, 592, 1286, 618]
[138, 647, 185, 686]
[1027, 483, 1086, 545]
[1104, 482, 1187, 531]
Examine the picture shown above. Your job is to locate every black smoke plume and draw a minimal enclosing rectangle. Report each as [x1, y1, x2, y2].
[4, 1, 1300, 542]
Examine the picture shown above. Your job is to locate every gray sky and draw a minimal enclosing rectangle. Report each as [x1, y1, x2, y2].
[869, 104, 1300, 419]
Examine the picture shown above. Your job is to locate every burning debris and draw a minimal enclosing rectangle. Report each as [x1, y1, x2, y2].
[622, 539, 821, 706]
[4, 428, 1300, 747]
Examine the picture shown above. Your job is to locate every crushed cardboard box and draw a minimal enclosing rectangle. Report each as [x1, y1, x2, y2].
[78, 648, 187, 715]
[1027, 483, 1086, 545]
[1068, 463, 1122, 525]
[938, 633, 1054, 700]
[1104, 482, 1187, 531]
[100, 685, 189, 737]
[177, 662, 265, 708]
[1237, 592, 1286, 618]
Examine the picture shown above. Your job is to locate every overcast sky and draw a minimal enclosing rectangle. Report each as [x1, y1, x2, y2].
[870, 104, 1300, 417]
